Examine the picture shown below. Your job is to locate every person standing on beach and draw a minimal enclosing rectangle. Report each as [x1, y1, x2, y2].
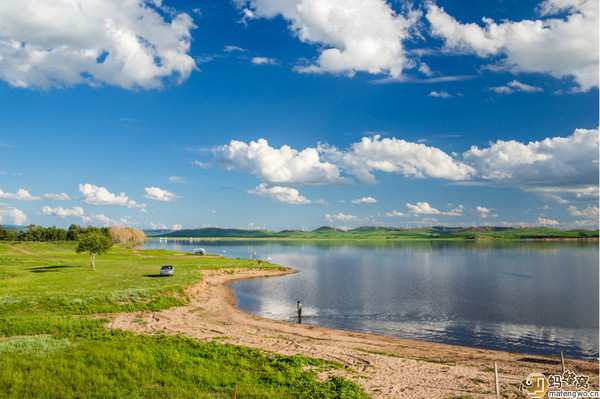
[297, 300, 302, 324]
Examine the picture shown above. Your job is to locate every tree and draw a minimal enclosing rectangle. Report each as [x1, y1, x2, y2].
[109, 225, 146, 247]
[67, 224, 82, 241]
[75, 231, 113, 271]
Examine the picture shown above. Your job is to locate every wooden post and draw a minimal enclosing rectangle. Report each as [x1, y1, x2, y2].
[233, 382, 238, 399]
[494, 362, 500, 396]
[560, 351, 565, 374]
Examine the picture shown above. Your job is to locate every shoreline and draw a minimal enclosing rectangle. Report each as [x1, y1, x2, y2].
[108, 267, 599, 398]
[147, 237, 600, 242]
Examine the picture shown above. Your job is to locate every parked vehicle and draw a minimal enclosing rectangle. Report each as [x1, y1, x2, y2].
[160, 264, 174, 276]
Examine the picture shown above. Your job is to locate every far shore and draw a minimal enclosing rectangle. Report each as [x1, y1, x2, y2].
[146, 236, 600, 242]
[109, 267, 599, 399]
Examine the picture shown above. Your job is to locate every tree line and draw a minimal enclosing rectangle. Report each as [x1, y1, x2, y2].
[0, 224, 111, 242]
[0, 224, 145, 246]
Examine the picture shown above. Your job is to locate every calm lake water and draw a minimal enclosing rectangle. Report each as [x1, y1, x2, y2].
[143, 239, 599, 360]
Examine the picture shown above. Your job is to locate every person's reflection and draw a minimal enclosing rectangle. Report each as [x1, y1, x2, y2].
[297, 300, 302, 324]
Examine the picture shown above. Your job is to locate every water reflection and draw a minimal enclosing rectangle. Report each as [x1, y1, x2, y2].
[144, 239, 599, 360]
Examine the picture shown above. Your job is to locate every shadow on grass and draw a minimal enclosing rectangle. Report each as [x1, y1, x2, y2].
[519, 357, 560, 365]
[143, 274, 165, 278]
[28, 265, 79, 273]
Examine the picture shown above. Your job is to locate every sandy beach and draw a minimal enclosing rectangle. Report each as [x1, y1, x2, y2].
[108, 268, 599, 398]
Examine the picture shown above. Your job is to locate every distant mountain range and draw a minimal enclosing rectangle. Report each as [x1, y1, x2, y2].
[147, 226, 599, 240]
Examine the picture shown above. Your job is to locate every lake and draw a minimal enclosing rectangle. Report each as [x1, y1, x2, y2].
[143, 239, 599, 360]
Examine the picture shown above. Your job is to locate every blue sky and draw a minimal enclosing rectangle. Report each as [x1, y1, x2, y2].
[0, 0, 598, 231]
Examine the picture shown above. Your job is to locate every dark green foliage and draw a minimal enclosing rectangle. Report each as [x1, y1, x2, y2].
[0, 225, 19, 241]
[75, 231, 113, 255]
[76, 231, 114, 270]
[0, 224, 111, 242]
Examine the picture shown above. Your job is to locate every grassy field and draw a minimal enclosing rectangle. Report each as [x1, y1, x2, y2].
[0, 242, 367, 398]
[155, 225, 599, 240]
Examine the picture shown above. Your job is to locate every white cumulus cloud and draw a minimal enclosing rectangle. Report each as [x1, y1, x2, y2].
[325, 212, 359, 222]
[143, 187, 181, 202]
[214, 138, 350, 186]
[426, 0, 599, 91]
[236, 0, 420, 77]
[0, 0, 196, 89]
[386, 210, 405, 217]
[324, 135, 476, 183]
[214, 128, 597, 204]
[248, 183, 312, 204]
[79, 183, 146, 211]
[150, 222, 184, 230]
[191, 160, 209, 169]
[0, 188, 41, 201]
[251, 56, 277, 65]
[463, 128, 599, 201]
[475, 206, 498, 218]
[215, 135, 475, 185]
[570, 219, 599, 228]
[41, 206, 85, 218]
[568, 205, 599, 219]
[351, 196, 377, 204]
[406, 202, 441, 215]
[537, 217, 560, 226]
[0, 203, 27, 225]
[41, 204, 120, 227]
[81, 213, 117, 227]
[43, 193, 71, 201]
[489, 80, 544, 94]
[429, 90, 453, 98]
[406, 201, 462, 216]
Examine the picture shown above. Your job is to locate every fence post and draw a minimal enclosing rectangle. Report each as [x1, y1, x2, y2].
[494, 362, 500, 396]
[234, 382, 238, 399]
[560, 351, 565, 374]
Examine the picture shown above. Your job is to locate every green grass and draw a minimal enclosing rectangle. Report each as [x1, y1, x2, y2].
[355, 348, 400, 358]
[0, 242, 367, 398]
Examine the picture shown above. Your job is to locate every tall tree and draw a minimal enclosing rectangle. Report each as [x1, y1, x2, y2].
[67, 224, 82, 241]
[75, 231, 113, 271]
[109, 225, 146, 247]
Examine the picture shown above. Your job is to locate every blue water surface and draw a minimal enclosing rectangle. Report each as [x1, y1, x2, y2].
[144, 239, 599, 360]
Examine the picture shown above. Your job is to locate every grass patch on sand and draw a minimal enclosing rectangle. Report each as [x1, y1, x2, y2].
[0, 242, 367, 398]
[356, 348, 400, 358]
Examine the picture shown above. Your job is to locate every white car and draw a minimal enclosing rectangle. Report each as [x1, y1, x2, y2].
[160, 264, 174, 276]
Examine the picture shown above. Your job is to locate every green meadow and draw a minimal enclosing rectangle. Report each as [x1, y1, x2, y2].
[0, 242, 367, 398]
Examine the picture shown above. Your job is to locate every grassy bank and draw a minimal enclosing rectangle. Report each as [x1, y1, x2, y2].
[0, 242, 367, 398]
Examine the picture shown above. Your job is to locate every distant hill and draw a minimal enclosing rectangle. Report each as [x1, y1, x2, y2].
[142, 229, 175, 236]
[156, 228, 281, 238]
[0, 225, 27, 230]
[149, 226, 599, 240]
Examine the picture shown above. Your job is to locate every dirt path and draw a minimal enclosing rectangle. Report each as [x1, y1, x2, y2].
[108, 268, 598, 399]
[9, 244, 39, 256]
[132, 249, 154, 258]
